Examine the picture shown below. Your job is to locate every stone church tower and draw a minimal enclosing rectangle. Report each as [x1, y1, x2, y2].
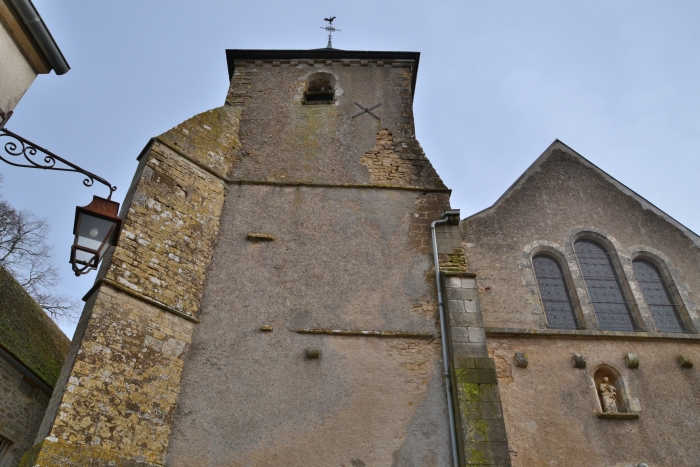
[21, 48, 509, 466]
[22, 45, 700, 467]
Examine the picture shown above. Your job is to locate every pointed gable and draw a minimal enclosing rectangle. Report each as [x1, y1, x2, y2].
[461, 140, 700, 331]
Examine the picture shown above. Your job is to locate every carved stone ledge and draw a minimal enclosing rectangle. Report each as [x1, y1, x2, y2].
[597, 411, 640, 420]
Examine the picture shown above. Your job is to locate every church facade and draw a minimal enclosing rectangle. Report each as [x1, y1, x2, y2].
[21, 48, 700, 467]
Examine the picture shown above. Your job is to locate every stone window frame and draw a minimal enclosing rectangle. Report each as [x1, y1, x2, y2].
[521, 241, 586, 330]
[564, 228, 646, 332]
[301, 71, 338, 105]
[627, 246, 699, 334]
[522, 242, 586, 330]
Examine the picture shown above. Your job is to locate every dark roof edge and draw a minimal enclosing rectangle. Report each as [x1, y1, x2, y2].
[0, 343, 52, 394]
[463, 139, 700, 247]
[8, 0, 69, 74]
[225, 49, 421, 97]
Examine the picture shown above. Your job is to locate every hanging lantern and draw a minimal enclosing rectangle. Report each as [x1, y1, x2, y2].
[70, 196, 122, 276]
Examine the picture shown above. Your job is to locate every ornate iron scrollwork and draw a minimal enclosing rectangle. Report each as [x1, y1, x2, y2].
[0, 123, 116, 198]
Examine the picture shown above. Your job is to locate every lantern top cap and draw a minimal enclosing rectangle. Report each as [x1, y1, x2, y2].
[73, 196, 121, 235]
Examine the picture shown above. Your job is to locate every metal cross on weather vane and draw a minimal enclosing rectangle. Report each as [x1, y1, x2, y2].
[321, 16, 340, 48]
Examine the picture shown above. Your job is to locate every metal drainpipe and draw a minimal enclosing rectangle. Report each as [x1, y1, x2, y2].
[431, 210, 461, 467]
[9, 0, 70, 74]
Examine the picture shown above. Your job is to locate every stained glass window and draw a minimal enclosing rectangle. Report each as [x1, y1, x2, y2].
[533, 254, 579, 329]
[574, 240, 637, 331]
[633, 259, 685, 333]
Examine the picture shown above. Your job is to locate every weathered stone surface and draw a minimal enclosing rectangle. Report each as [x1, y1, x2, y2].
[26, 107, 235, 465]
[489, 337, 700, 467]
[165, 184, 452, 465]
[106, 139, 227, 318]
[0, 357, 51, 467]
[226, 61, 445, 190]
[27, 286, 195, 465]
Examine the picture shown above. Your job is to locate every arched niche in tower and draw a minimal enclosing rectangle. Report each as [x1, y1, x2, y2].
[303, 72, 336, 104]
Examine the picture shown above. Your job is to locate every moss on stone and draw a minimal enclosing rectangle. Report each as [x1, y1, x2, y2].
[0, 266, 70, 388]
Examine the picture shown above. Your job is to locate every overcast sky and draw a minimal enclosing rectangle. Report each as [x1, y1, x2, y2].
[4, 1, 700, 336]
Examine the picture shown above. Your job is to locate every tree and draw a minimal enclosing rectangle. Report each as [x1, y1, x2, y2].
[0, 185, 80, 321]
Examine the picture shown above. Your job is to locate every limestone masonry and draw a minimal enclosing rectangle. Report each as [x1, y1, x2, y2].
[20, 48, 700, 467]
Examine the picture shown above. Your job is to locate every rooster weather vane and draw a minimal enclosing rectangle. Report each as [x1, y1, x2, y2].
[321, 16, 340, 48]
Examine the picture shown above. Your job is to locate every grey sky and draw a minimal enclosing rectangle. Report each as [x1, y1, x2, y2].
[4, 1, 700, 336]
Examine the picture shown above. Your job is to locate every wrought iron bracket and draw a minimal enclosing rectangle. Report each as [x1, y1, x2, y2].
[0, 110, 116, 199]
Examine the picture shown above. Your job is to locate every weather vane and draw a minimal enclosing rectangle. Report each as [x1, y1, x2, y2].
[321, 16, 339, 48]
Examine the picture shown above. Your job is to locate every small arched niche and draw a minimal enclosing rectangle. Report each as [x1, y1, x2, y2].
[303, 72, 336, 104]
[593, 365, 639, 419]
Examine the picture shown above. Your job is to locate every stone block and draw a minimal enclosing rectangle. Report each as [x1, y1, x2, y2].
[573, 353, 587, 368]
[514, 352, 528, 368]
[454, 357, 477, 369]
[451, 326, 470, 343]
[456, 368, 498, 385]
[453, 342, 489, 358]
[461, 277, 478, 289]
[678, 355, 693, 368]
[446, 287, 479, 301]
[480, 401, 504, 420]
[625, 353, 639, 369]
[468, 327, 486, 343]
[447, 299, 466, 313]
[452, 311, 483, 327]
[463, 299, 480, 313]
[474, 357, 496, 370]
[446, 276, 462, 288]
[478, 383, 501, 402]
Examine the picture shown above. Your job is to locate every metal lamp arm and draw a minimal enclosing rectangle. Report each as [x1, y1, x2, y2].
[0, 124, 117, 199]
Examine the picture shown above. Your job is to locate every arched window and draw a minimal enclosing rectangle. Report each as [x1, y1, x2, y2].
[532, 254, 579, 329]
[633, 259, 686, 333]
[303, 72, 335, 104]
[574, 239, 637, 331]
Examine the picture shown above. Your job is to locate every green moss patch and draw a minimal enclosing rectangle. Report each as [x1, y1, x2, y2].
[0, 267, 70, 387]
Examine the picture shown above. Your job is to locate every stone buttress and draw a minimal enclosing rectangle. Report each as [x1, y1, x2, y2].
[437, 221, 512, 466]
[21, 106, 241, 466]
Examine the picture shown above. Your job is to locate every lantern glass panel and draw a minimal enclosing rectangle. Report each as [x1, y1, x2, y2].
[75, 214, 115, 264]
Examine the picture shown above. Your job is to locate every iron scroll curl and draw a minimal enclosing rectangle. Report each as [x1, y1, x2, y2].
[0, 127, 117, 198]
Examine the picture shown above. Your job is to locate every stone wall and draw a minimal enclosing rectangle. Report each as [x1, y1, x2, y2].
[0, 357, 50, 467]
[490, 336, 700, 466]
[443, 271, 510, 467]
[25, 51, 458, 466]
[165, 184, 453, 466]
[461, 143, 700, 332]
[461, 141, 700, 466]
[23, 107, 238, 466]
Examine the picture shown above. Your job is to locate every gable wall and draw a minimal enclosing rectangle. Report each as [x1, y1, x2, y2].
[461, 145, 700, 466]
[462, 147, 700, 331]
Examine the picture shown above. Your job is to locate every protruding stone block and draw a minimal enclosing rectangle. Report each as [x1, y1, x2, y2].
[573, 353, 587, 368]
[678, 354, 693, 368]
[625, 353, 639, 368]
[514, 352, 528, 368]
[306, 348, 321, 359]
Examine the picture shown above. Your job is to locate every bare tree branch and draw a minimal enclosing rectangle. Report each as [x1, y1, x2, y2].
[0, 179, 80, 322]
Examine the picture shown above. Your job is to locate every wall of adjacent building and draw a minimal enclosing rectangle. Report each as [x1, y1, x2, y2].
[461, 143, 700, 466]
[0, 14, 36, 114]
[0, 357, 50, 467]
